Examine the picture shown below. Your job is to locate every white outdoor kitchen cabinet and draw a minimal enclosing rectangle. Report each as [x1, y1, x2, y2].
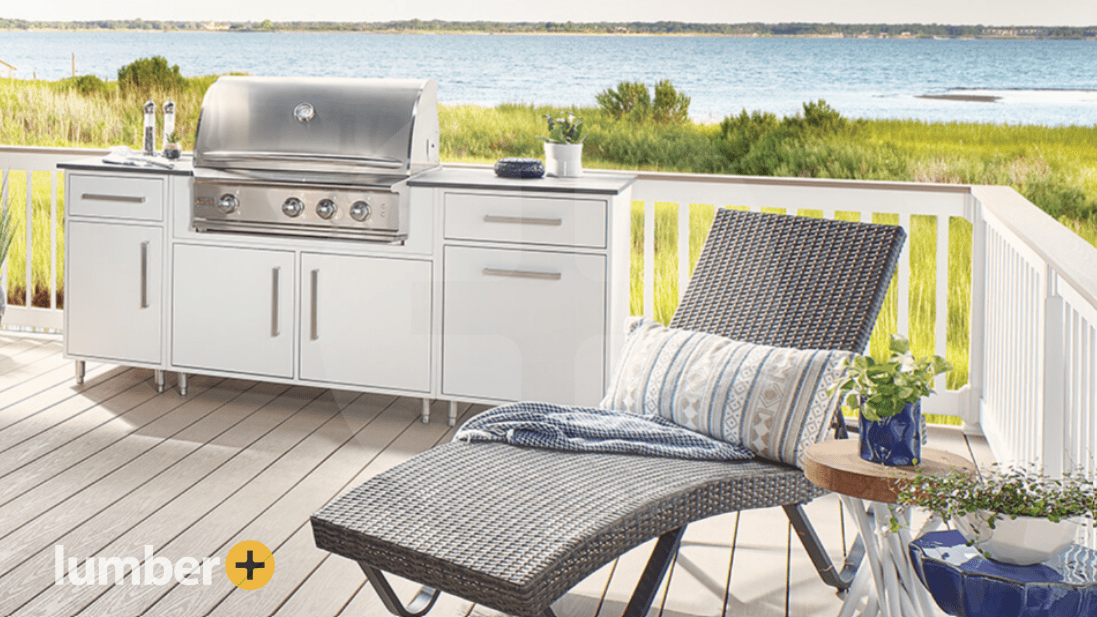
[64, 173, 167, 374]
[59, 160, 633, 423]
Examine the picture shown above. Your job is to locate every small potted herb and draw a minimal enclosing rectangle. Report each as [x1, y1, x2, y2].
[898, 465, 1095, 565]
[827, 334, 951, 466]
[163, 132, 182, 160]
[539, 112, 585, 178]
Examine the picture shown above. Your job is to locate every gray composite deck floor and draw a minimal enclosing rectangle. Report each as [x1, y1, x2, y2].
[0, 333, 994, 617]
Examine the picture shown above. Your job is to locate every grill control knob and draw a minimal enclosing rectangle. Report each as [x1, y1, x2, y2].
[281, 197, 304, 218]
[217, 194, 239, 214]
[350, 200, 371, 222]
[316, 199, 337, 220]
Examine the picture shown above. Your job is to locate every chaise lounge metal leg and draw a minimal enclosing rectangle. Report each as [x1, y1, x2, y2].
[359, 564, 440, 617]
[784, 503, 866, 591]
[623, 526, 686, 617]
[74, 360, 85, 385]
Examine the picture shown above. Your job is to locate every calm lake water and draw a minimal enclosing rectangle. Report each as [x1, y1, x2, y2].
[3, 31, 1097, 126]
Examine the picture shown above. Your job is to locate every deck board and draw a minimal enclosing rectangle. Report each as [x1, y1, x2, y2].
[0, 336, 981, 617]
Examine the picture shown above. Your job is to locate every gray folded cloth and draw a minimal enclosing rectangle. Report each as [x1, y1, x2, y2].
[454, 401, 753, 461]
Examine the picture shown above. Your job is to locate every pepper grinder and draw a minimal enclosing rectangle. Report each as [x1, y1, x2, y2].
[142, 99, 156, 156]
[162, 98, 175, 153]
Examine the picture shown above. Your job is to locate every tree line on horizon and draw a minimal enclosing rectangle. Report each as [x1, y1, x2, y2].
[0, 18, 1095, 39]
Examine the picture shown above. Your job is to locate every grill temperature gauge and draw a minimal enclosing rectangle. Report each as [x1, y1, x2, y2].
[316, 199, 337, 220]
[350, 201, 371, 222]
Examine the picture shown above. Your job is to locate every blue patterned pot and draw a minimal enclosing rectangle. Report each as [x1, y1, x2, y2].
[859, 400, 921, 466]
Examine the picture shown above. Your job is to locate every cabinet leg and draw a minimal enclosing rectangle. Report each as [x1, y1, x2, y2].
[448, 401, 458, 427]
[155, 370, 165, 394]
[421, 398, 430, 424]
[75, 360, 85, 385]
[179, 373, 188, 396]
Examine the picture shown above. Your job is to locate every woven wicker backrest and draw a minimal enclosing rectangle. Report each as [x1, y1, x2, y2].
[669, 208, 906, 354]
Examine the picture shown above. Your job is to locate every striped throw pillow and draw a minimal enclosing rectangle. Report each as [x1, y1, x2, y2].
[600, 318, 852, 468]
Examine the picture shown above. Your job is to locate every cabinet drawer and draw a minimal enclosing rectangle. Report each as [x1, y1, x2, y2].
[69, 174, 164, 222]
[444, 192, 606, 248]
[442, 246, 606, 405]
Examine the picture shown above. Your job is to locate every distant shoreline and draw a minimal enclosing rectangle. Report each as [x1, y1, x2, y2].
[3, 29, 1095, 41]
[1, 20, 1094, 40]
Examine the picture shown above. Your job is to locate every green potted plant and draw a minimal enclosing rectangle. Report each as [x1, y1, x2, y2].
[163, 131, 182, 160]
[539, 112, 585, 178]
[827, 334, 952, 465]
[0, 175, 17, 325]
[898, 465, 1095, 565]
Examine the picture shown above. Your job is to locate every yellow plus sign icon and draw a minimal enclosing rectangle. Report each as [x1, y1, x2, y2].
[225, 540, 275, 590]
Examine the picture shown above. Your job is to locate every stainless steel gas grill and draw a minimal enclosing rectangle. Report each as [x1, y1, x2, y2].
[191, 76, 439, 242]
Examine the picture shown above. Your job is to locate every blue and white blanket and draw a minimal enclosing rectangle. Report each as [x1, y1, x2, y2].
[453, 401, 753, 462]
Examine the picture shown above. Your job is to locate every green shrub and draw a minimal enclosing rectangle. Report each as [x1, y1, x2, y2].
[652, 79, 690, 123]
[719, 109, 780, 160]
[58, 74, 110, 97]
[596, 81, 651, 120]
[117, 56, 185, 94]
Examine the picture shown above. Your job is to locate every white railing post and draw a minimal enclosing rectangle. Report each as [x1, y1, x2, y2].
[677, 201, 690, 301]
[1042, 273, 1065, 477]
[965, 195, 986, 434]
[24, 170, 33, 308]
[643, 199, 655, 319]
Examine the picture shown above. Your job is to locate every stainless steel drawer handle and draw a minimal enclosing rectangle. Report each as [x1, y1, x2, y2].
[483, 215, 563, 227]
[482, 267, 562, 281]
[271, 267, 280, 337]
[82, 193, 145, 204]
[139, 242, 149, 308]
[310, 269, 319, 340]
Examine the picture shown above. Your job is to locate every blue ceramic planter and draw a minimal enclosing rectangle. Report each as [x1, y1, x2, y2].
[909, 530, 1097, 617]
[860, 400, 921, 466]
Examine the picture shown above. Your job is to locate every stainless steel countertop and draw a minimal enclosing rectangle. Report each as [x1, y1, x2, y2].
[409, 166, 636, 195]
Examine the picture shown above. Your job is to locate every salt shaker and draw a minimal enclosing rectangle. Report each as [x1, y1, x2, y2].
[162, 98, 176, 153]
[143, 99, 156, 156]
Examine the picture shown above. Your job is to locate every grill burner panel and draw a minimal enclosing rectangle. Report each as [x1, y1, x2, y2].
[193, 181, 404, 241]
[191, 76, 438, 243]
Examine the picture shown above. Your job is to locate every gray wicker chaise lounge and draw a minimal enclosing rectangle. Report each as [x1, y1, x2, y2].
[311, 208, 906, 617]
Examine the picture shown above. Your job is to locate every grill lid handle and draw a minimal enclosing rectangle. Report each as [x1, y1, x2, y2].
[199, 150, 405, 170]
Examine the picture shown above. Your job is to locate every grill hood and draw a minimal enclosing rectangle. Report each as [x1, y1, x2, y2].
[193, 76, 439, 178]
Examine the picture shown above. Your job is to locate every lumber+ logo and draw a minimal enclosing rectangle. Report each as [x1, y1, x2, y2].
[225, 540, 275, 590]
[54, 545, 221, 586]
[53, 541, 274, 589]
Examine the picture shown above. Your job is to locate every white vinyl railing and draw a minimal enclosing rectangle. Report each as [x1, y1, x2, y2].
[0, 146, 103, 331]
[627, 172, 976, 426]
[3, 148, 1097, 493]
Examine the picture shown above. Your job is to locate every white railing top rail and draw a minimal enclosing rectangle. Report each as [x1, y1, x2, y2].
[973, 185, 1097, 310]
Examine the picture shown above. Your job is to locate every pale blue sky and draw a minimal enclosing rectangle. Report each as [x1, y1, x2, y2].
[7, 0, 1097, 27]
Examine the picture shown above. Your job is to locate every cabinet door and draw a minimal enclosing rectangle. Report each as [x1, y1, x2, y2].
[299, 253, 431, 393]
[442, 246, 606, 405]
[173, 244, 294, 378]
[66, 221, 162, 364]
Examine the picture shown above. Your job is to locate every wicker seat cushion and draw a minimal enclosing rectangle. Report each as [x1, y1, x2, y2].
[311, 440, 824, 617]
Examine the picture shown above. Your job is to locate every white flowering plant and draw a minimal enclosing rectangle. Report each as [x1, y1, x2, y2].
[539, 112, 585, 144]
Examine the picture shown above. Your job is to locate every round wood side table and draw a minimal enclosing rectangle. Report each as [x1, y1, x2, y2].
[803, 439, 975, 617]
